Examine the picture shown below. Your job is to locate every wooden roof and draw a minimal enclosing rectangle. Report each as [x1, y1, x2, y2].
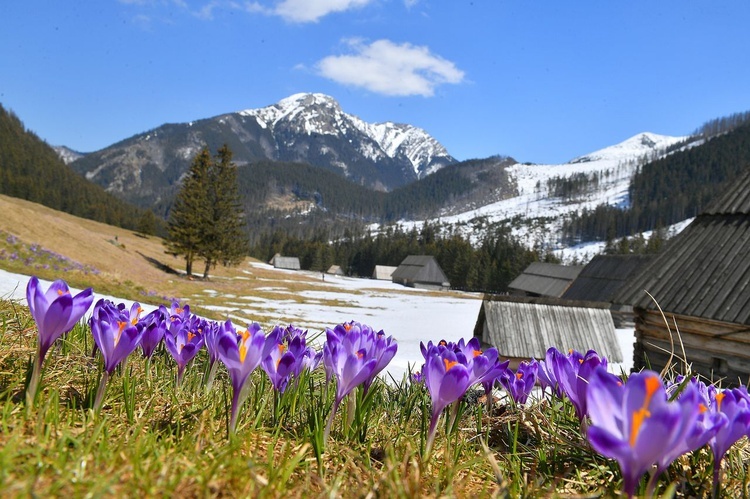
[508, 262, 584, 297]
[474, 295, 622, 362]
[273, 256, 301, 270]
[391, 255, 450, 286]
[562, 254, 654, 303]
[616, 167, 750, 325]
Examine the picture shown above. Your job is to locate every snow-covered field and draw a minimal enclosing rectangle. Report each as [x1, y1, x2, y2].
[0, 266, 635, 382]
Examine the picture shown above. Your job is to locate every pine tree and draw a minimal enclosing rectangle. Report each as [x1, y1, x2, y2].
[198, 145, 248, 278]
[164, 147, 214, 276]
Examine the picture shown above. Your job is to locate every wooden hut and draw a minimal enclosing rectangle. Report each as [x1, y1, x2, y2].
[473, 295, 622, 370]
[327, 265, 345, 276]
[508, 262, 584, 298]
[391, 255, 450, 290]
[372, 265, 398, 280]
[615, 168, 750, 385]
[562, 254, 654, 327]
[272, 255, 301, 271]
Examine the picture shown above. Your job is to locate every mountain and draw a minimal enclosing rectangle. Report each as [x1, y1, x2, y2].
[52, 145, 85, 164]
[392, 132, 693, 254]
[70, 93, 456, 209]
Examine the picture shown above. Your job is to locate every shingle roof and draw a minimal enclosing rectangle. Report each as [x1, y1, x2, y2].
[474, 295, 622, 362]
[616, 167, 750, 325]
[508, 262, 584, 297]
[562, 254, 654, 303]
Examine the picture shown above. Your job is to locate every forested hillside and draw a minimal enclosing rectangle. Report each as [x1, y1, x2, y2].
[0, 105, 155, 233]
[561, 121, 750, 244]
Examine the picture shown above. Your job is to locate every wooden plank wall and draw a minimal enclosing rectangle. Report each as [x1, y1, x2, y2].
[633, 308, 750, 386]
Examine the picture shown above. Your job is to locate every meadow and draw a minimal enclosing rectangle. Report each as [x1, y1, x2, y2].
[0, 194, 748, 497]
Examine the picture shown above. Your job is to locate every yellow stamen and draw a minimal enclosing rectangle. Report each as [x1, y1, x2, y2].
[444, 359, 458, 372]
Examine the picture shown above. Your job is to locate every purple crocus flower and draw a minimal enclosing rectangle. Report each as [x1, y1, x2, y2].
[139, 306, 168, 359]
[25, 276, 94, 408]
[89, 299, 146, 412]
[704, 385, 750, 493]
[420, 338, 499, 456]
[217, 323, 276, 433]
[586, 368, 710, 498]
[89, 299, 145, 375]
[327, 321, 398, 393]
[547, 347, 609, 420]
[261, 326, 304, 393]
[203, 319, 237, 391]
[164, 317, 205, 386]
[322, 323, 380, 442]
[498, 360, 539, 406]
[26, 276, 94, 364]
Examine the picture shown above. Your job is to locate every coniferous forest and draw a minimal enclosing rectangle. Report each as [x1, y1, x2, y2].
[561, 121, 750, 244]
[0, 105, 159, 234]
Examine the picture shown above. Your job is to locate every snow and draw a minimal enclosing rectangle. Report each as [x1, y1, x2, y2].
[380, 132, 689, 258]
[0, 265, 635, 383]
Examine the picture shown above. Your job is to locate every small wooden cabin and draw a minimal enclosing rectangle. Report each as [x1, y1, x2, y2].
[615, 168, 750, 386]
[271, 255, 301, 271]
[391, 255, 450, 290]
[508, 262, 584, 298]
[327, 265, 345, 276]
[473, 294, 622, 370]
[372, 265, 398, 280]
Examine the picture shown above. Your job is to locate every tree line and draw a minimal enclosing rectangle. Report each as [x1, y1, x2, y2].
[248, 222, 549, 293]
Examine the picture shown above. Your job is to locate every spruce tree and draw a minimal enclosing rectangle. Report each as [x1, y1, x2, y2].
[198, 144, 248, 278]
[165, 147, 213, 276]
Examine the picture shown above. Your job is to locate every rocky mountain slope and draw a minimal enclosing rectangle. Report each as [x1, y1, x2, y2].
[69, 93, 456, 209]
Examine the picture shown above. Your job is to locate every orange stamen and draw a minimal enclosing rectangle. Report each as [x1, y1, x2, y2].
[115, 321, 127, 346]
[715, 392, 725, 411]
[629, 375, 661, 447]
[444, 359, 458, 372]
[473, 349, 482, 357]
[699, 403, 708, 414]
[516, 372, 523, 379]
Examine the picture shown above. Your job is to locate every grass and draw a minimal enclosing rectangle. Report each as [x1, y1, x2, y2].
[1, 194, 749, 496]
[2, 298, 749, 497]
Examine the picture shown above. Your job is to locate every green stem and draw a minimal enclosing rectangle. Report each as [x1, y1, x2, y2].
[93, 371, 110, 415]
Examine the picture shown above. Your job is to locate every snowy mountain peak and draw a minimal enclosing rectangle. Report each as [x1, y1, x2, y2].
[568, 132, 686, 164]
[238, 93, 455, 179]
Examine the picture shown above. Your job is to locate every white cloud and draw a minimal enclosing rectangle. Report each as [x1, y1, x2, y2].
[316, 39, 465, 97]
[272, 0, 374, 23]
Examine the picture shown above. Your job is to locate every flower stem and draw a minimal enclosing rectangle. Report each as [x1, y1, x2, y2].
[424, 409, 441, 459]
[93, 371, 110, 414]
[323, 397, 342, 446]
[25, 350, 43, 412]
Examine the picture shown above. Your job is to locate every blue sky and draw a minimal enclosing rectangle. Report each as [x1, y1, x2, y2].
[2, 1, 750, 164]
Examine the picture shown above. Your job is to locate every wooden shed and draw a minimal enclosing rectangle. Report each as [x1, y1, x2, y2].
[473, 294, 622, 370]
[615, 168, 750, 385]
[562, 254, 654, 327]
[372, 265, 398, 280]
[508, 262, 584, 298]
[391, 255, 450, 290]
[272, 255, 301, 271]
[327, 265, 345, 276]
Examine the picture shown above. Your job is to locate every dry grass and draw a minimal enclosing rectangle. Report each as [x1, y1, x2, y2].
[0, 194, 463, 325]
